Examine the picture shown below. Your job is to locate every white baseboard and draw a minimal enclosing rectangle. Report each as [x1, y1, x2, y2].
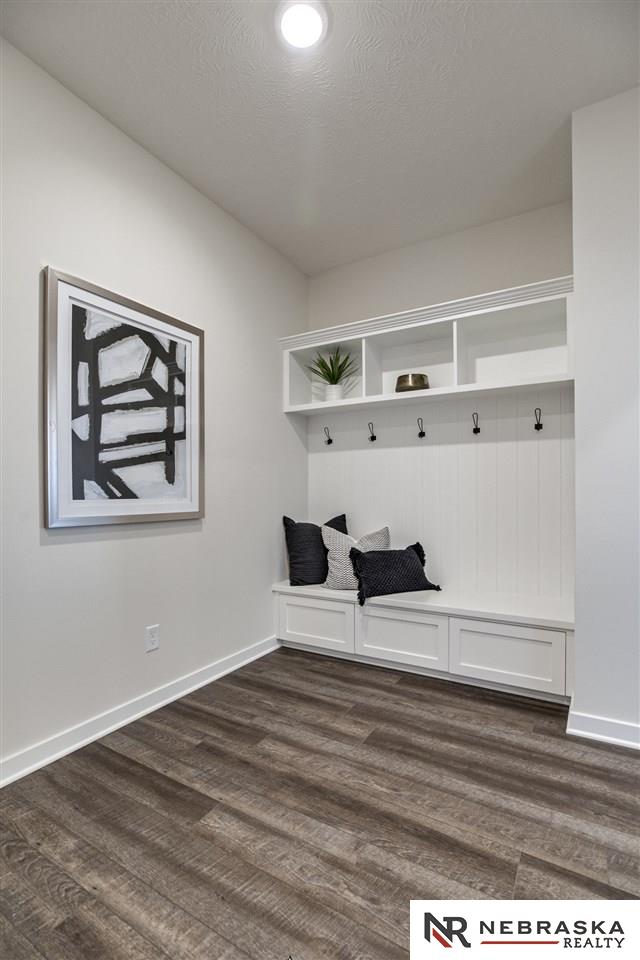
[1, 635, 279, 788]
[566, 707, 640, 750]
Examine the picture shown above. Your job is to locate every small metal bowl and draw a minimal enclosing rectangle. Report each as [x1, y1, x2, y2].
[395, 373, 430, 392]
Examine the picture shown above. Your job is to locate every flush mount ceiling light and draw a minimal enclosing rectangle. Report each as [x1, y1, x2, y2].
[278, 2, 327, 49]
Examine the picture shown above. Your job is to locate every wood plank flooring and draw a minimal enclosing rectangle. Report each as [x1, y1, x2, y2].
[1, 647, 638, 959]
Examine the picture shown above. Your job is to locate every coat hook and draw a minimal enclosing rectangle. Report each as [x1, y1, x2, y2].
[368, 421, 377, 442]
[472, 412, 480, 435]
[534, 407, 543, 432]
[323, 426, 333, 445]
[417, 417, 426, 439]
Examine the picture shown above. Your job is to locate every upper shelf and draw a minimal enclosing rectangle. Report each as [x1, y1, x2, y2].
[284, 374, 574, 416]
[280, 276, 574, 415]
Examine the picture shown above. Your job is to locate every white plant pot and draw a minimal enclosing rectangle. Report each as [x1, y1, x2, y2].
[325, 383, 344, 402]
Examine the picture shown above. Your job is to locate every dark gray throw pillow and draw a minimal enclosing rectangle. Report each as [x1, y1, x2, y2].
[283, 514, 348, 586]
[349, 542, 441, 605]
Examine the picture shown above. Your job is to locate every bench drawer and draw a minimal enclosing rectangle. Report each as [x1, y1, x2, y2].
[356, 606, 449, 671]
[449, 617, 565, 694]
[278, 595, 355, 652]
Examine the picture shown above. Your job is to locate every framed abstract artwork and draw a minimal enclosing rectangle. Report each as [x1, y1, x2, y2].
[44, 268, 204, 527]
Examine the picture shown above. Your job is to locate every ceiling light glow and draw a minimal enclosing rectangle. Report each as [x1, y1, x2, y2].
[279, 3, 326, 49]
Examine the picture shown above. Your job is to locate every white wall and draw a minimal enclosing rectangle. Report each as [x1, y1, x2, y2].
[308, 203, 573, 330]
[308, 387, 574, 604]
[0, 40, 308, 779]
[569, 87, 640, 748]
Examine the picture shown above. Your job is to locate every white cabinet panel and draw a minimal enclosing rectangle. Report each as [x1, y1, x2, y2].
[278, 595, 355, 652]
[356, 606, 449, 671]
[449, 618, 565, 694]
[565, 630, 575, 698]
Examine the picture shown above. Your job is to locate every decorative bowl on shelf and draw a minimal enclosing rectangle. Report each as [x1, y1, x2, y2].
[395, 373, 430, 392]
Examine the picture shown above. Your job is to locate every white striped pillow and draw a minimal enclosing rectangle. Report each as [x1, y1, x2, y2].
[321, 525, 390, 590]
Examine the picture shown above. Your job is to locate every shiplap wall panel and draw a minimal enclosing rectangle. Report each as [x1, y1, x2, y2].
[517, 390, 541, 594]
[496, 394, 518, 595]
[307, 386, 574, 601]
[538, 389, 563, 596]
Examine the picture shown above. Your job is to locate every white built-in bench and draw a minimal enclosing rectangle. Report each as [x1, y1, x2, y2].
[272, 582, 575, 701]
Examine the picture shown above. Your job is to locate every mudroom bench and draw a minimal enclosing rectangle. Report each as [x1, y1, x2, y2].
[272, 582, 575, 702]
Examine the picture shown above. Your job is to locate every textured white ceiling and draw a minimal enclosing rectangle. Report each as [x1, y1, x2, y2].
[1, 0, 638, 274]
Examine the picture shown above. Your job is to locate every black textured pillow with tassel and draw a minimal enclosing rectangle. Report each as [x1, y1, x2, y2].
[349, 542, 441, 605]
[283, 514, 348, 586]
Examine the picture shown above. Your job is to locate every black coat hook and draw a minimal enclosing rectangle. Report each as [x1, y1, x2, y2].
[323, 426, 333, 445]
[534, 407, 543, 432]
[472, 412, 480, 435]
[417, 417, 426, 439]
[368, 422, 377, 442]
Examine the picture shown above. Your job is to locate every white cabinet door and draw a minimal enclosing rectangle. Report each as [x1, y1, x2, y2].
[449, 618, 565, 695]
[356, 606, 449, 671]
[278, 595, 355, 652]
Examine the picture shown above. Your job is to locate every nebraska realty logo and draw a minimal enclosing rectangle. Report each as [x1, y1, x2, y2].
[410, 902, 639, 957]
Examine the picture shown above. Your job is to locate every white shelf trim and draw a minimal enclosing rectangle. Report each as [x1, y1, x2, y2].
[285, 373, 574, 416]
[280, 275, 573, 351]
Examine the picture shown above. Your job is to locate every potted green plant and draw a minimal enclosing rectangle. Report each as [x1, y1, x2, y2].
[307, 346, 358, 402]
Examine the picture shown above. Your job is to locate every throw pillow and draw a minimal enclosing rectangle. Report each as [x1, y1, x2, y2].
[283, 514, 348, 586]
[349, 542, 441, 605]
[321, 525, 390, 590]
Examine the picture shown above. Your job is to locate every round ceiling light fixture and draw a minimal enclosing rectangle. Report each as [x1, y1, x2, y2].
[278, 2, 327, 49]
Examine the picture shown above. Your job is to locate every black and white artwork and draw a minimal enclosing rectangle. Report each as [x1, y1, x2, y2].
[45, 269, 203, 527]
[71, 305, 187, 501]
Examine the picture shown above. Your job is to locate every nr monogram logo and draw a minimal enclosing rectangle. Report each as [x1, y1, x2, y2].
[424, 913, 472, 948]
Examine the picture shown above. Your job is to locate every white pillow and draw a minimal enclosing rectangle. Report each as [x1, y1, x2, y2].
[321, 525, 390, 590]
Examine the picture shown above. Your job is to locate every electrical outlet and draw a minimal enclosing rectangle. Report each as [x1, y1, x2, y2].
[145, 624, 160, 653]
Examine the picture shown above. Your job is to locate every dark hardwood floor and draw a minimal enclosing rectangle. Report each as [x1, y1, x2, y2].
[1, 647, 638, 959]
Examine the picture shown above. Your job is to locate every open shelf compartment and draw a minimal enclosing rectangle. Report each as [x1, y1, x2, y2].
[286, 337, 364, 407]
[456, 299, 568, 387]
[364, 319, 454, 396]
